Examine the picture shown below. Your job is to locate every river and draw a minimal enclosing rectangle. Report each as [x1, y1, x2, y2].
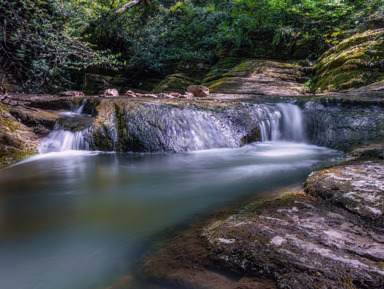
[0, 102, 344, 289]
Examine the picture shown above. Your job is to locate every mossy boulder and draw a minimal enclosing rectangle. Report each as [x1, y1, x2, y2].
[82, 73, 134, 95]
[202, 57, 243, 84]
[313, 29, 384, 93]
[0, 103, 38, 168]
[151, 74, 197, 93]
[204, 59, 309, 96]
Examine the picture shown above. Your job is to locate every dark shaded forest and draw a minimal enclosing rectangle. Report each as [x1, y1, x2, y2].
[0, 0, 383, 92]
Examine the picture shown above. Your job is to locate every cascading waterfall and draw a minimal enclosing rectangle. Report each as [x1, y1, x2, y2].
[38, 125, 90, 153]
[258, 103, 306, 142]
[38, 100, 91, 153]
[38, 101, 307, 154]
[59, 99, 87, 117]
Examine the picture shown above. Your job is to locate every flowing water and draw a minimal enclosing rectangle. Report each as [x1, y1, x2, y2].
[0, 103, 344, 289]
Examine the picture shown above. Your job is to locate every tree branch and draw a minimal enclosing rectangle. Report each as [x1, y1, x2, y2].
[114, 0, 142, 15]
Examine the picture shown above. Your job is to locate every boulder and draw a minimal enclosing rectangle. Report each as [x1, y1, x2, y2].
[104, 89, 119, 97]
[0, 102, 38, 168]
[59, 91, 84, 97]
[313, 29, 384, 93]
[152, 74, 197, 93]
[124, 90, 137, 97]
[187, 85, 209, 97]
[203, 59, 308, 96]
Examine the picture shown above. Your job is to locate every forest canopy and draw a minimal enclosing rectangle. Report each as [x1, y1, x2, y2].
[0, 0, 383, 92]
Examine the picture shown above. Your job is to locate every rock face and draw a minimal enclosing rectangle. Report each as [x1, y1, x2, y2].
[133, 146, 384, 289]
[88, 98, 267, 152]
[0, 102, 38, 168]
[200, 147, 384, 289]
[204, 59, 308, 96]
[187, 85, 209, 97]
[313, 29, 384, 93]
[303, 97, 384, 149]
[305, 144, 384, 227]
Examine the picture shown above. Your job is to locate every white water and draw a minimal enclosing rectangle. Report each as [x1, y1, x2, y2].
[259, 103, 306, 142]
[59, 99, 87, 117]
[1, 102, 345, 289]
[38, 125, 90, 153]
[39, 103, 307, 153]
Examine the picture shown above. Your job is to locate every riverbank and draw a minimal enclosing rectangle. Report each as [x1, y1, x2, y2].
[122, 144, 384, 289]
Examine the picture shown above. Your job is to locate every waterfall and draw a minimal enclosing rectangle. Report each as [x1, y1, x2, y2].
[259, 103, 306, 142]
[38, 100, 307, 154]
[38, 125, 90, 153]
[59, 99, 87, 117]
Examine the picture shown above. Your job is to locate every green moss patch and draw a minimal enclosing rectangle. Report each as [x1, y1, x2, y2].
[313, 29, 384, 92]
[151, 74, 197, 93]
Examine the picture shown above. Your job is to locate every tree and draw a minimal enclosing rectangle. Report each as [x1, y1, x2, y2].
[0, 0, 118, 93]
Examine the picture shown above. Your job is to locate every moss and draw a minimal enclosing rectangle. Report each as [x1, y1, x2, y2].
[314, 69, 384, 92]
[313, 29, 384, 92]
[240, 191, 312, 214]
[202, 57, 243, 84]
[205, 77, 234, 93]
[151, 74, 197, 93]
[241, 127, 261, 146]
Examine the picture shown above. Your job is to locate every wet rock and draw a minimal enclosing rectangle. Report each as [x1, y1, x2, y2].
[59, 91, 85, 97]
[303, 97, 384, 150]
[136, 217, 277, 289]
[7, 106, 61, 136]
[305, 145, 384, 228]
[187, 85, 210, 97]
[88, 98, 270, 152]
[0, 102, 38, 168]
[203, 188, 384, 289]
[204, 59, 308, 96]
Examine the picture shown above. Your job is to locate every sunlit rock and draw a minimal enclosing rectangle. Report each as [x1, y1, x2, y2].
[103, 88, 119, 97]
[187, 85, 209, 97]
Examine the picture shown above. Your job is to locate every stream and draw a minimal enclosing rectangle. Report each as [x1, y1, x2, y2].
[0, 102, 344, 289]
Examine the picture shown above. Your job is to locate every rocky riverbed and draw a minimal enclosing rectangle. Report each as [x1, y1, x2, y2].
[125, 144, 384, 289]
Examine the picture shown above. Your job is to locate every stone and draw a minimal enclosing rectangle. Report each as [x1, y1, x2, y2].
[124, 90, 137, 97]
[59, 91, 85, 97]
[204, 59, 308, 96]
[182, 92, 194, 98]
[0, 102, 38, 168]
[104, 89, 119, 97]
[187, 85, 209, 97]
[169, 92, 181, 98]
[305, 145, 384, 227]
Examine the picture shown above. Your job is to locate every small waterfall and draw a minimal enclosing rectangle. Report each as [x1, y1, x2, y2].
[38, 125, 90, 153]
[60, 99, 87, 117]
[259, 103, 306, 142]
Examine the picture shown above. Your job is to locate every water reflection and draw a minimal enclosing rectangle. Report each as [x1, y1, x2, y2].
[0, 142, 343, 289]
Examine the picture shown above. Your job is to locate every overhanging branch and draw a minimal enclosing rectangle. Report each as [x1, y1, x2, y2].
[114, 0, 142, 15]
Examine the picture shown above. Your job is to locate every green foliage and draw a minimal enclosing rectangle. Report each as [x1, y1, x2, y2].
[2, 0, 383, 92]
[0, 0, 119, 92]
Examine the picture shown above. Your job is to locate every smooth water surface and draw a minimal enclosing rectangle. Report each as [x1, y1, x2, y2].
[0, 143, 343, 289]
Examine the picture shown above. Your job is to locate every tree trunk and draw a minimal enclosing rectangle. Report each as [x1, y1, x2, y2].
[114, 0, 151, 15]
